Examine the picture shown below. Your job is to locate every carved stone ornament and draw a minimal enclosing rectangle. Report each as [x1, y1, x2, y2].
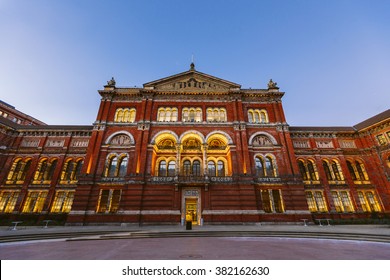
[252, 135, 273, 147]
[110, 134, 131, 146]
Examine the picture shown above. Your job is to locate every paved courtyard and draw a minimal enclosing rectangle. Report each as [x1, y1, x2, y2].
[1, 224, 390, 259]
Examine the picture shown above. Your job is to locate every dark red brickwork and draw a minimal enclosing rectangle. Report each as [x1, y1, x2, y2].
[0, 66, 389, 225]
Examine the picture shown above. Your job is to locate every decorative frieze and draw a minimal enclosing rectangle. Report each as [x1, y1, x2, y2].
[315, 141, 334, 149]
[293, 140, 310, 148]
[71, 139, 89, 147]
[339, 140, 356, 149]
[21, 138, 40, 147]
[46, 139, 65, 147]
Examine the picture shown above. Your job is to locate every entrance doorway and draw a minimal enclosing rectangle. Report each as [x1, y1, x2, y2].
[185, 198, 198, 225]
[182, 188, 201, 225]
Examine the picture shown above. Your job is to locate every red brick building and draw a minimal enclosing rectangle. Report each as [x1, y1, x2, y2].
[1, 64, 389, 225]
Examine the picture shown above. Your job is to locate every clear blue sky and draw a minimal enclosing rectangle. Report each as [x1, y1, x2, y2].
[1, 0, 389, 126]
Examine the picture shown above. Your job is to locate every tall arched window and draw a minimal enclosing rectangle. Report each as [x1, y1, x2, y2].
[108, 157, 118, 177]
[307, 160, 318, 180]
[193, 160, 201, 176]
[331, 161, 343, 181]
[183, 160, 191, 176]
[298, 160, 308, 180]
[356, 161, 368, 181]
[167, 161, 176, 176]
[208, 161, 216, 176]
[118, 156, 128, 177]
[158, 160, 167, 176]
[265, 156, 276, 177]
[347, 160, 358, 180]
[217, 160, 225, 177]
[323, 161, 333, 180]
[255, 157, 265, 177]
[248, 111, 254, 123]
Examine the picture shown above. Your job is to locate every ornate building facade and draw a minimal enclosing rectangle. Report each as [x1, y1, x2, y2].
[1, 64, 389, 225]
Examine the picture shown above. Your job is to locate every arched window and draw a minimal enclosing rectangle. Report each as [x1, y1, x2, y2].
[108, 157, 117, 177]
[116, 109, 124, 122]
[34, 159, 48, 181]
[189, 109, 195, 122]
[255, 157, 265, 177]
[129, 109, 136, 122]
[183, 107, 202, 122]
[331, 161, 343, 181]
[193, 160, 201, 176]
[298, 160, 308, 180]
[165, 109, 171, 122]
[347, 160, 358, 180]
[260, 111, 267, 123]
[356, 161, 369, 181]
[265, 156, 276, 177]
[307, 160, 318, 181]
[323, 161, 333, 180]
[118, 156, 128, 177]
[217, 160, 225, 177]
[123, 109, 130, 122]
[208, 161, 216, 177]
[158, 160, 167, 176]
[195, 109, 202, 122]
[167, 161, 176, 176]
[248, 111, 254, 123]
[10, 158, 31, 182]
[183, 160, 191, 176]
[114, 108, 136, 122]
[172, 109, 178, 121]
[158, 109, 165, 121]
[254, 112, 260, 123]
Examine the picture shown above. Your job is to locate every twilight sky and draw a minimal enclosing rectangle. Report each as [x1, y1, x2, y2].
[0, 0, 389, 126]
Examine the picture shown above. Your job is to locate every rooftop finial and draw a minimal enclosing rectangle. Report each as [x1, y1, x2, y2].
[190, 54, 195, 70]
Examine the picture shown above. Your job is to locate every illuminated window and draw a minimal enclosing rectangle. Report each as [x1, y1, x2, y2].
[217, 160, 225, 177]
[51, 191, 74, 213]
[193, 160, 201, 176]
[208, 161, 216, 176]
[358, 191, 381, 212]
[22, 191, 48, 213]
[248, 109, 269, 124]
[307, 160, 319, 181]
[331, 191, 354, 213]
[0, 191, 19, 213]
[6, 158, 31, 184]
[104, 155, 127, 177]
[61, 159, 84, 182]
[114, 108, 136, 123]
[298, 160, 308, 180]
[323, 159, 344, 182]
[33, 158, 58, 183]
[97, 189, 121, 213]
[306, 191, 327, 212]
[157, 107, 178, 122]
[261, 189, 284, 213]
[255, 157, 265, 177]
[255, 155, 277, 177]
[182, 107, 202, 122]
[206, 108, 227, 122]
[167, 161, 176, 176]
[158, 160, 167, 176]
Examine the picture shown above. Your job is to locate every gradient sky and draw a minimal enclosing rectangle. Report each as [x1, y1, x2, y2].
[1, 0, 389, 126]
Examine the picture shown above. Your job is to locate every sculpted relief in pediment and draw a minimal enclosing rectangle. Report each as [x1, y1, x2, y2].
[156, 77, 230, 91]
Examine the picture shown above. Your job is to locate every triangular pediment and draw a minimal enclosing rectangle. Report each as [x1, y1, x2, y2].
[143, 67, 241, 92]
